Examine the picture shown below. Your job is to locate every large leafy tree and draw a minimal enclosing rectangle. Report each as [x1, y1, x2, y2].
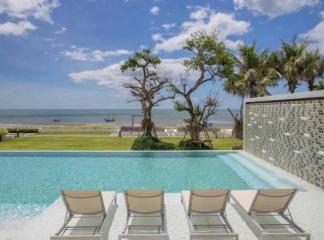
[271, 37, 308, 93]
[224, 42, 279, 138]
[121, 49, 173, 138]
[301, 50, 324, 91]
[170, 31, 234, 145]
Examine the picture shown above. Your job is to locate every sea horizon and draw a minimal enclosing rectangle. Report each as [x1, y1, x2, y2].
[0, 109, 238, 127]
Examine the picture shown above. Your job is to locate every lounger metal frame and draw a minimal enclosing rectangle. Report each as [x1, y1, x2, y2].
[119, 208, 168, 239]
[182, 191, 239, 240]
[187, 212, 238, 240]
[119, 191, 168, 239]
[248, 211, 311, 240]
[55, 191, 117, 237]
[56, 213, 106, 236]
[233, 190, 311, 240]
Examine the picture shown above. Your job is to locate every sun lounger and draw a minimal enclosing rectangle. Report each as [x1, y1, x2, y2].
[231, 189, 311, 240]
[181, 189, 238, 240]
[119, 190, 168, 239]
[51, 190, 116, 240]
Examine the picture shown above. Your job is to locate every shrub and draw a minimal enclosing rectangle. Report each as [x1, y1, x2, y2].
[0, 128, 8, 136]
[131, 136, 175, 150]
[232, 145, 243, 150]
[7, 128, 39, 133]
[177, 140, 212, 150]
[0, 128, 8, 142]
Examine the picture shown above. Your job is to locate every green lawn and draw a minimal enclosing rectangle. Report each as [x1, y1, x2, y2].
[0, 134, 242, 150]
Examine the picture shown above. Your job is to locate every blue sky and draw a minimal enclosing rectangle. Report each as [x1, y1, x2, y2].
[0, 0, 323, 109]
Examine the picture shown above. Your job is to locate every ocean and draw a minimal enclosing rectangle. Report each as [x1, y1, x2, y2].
[0, 109, 238, 127]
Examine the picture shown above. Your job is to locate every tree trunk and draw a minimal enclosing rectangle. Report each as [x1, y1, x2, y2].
[288, 82, 296, 93]
[142, 107, 154, 138]
[233, 119, 243, 139]
[228, 107, 243, 139]
[308, 80, 314, 91]
[189, 122, 200, 142]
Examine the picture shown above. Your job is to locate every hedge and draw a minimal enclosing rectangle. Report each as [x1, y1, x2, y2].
[7, 128, 39, 133]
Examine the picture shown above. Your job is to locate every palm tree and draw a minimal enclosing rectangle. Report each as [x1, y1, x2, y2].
[302, 50, 324, 91]
[224, 42, 279, 138]
[271, 37, 308, 93]
[234, 43, 278, 97]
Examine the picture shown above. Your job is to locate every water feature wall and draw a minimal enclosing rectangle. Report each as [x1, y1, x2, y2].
[243, 90, 324, 188]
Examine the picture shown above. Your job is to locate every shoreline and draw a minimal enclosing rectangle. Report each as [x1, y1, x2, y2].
[0, 122, 234, 129]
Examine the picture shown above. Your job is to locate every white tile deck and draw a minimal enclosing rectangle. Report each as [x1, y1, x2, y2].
[1, 191, 324, 240]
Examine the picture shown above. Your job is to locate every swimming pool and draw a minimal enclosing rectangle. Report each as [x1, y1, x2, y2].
[0, 151, 302, 219]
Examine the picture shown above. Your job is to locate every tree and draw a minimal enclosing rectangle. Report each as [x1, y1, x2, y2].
[121, 49, 173, 138]
[0, 128, 8, 142]
[316, 80, 324, 90]
[271, 37, 307, 93]
[170, 32, 234, 145]
[302, 50, 324, 91]
[224, 43, 279, 138]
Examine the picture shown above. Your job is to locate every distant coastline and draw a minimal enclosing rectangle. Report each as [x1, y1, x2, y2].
[0, 109, 238, 128]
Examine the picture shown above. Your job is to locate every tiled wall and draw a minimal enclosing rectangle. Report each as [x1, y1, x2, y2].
[244, 95, 324, 188]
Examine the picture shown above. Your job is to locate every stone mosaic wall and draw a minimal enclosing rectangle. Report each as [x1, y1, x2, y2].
[244, 96, 324, 188]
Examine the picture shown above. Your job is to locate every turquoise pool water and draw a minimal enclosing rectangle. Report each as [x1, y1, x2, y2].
[0, 151, 302, 218]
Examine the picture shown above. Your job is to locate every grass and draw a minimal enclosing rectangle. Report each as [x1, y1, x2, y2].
[42, 124, 118, 130]
[0, 133, 242, 150]
[40, 124, 117, 134]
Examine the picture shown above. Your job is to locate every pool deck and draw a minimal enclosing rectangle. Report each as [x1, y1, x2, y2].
[1, 191, 324, 240]
[1, 150, 323, 240]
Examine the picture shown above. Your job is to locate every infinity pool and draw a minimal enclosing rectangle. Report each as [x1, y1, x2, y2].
[0, 151, 302, 218]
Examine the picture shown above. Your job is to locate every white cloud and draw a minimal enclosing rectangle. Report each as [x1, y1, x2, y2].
[190, 6, 209, 20]
[138, 44, 147, 50]
[321, 11, 324, 18]
[0, 20, 37, 36]
[69, 62, 125, 87]
[63, 47, 132, 61]
[0, 0, 60, 24]
[162, 23, 176, 30]
[55, 26, 67, 34]
[152, 33, 164, 41]
[150, 6, 160, 15]
[69, 58, 194, 89]
[153, 7, 250, 52]
[300, 12, 324, 54]
[223, 39, 244, 50]
[233, 0, 320, 18]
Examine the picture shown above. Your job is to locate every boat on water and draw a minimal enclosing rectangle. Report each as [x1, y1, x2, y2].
[105, 115, 115, 122]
